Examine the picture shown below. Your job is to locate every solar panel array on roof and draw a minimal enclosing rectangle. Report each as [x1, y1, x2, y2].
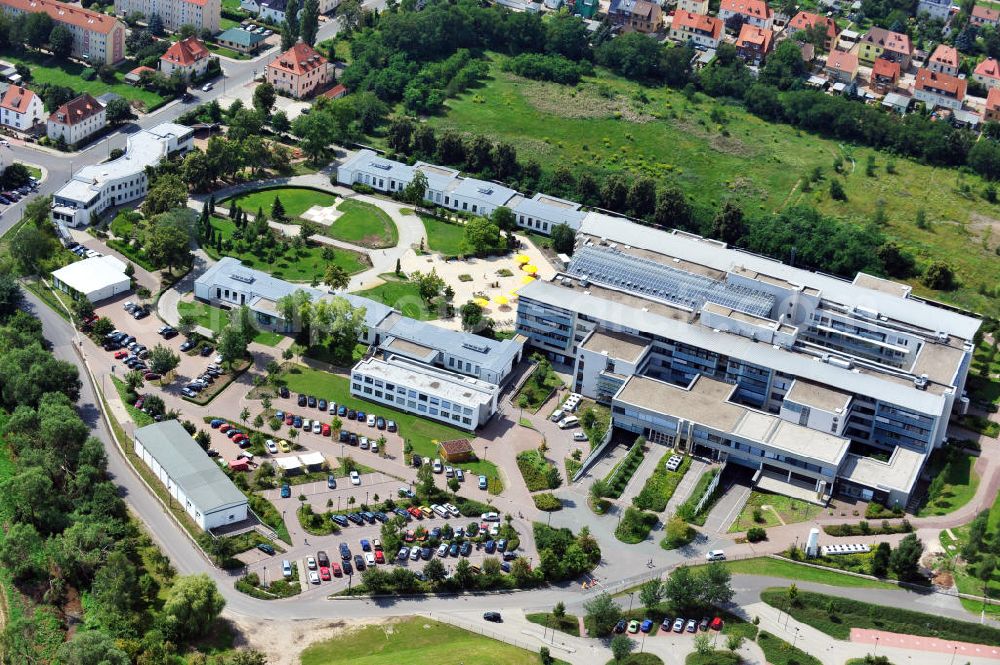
[569, 245, 775, 317]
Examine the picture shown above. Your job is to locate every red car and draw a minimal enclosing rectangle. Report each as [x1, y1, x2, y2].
[232, 433, 248, 444]
[709, 617, 724, 631]
[407, 506, 423, 519]
[285, 414, 294, 426]
[114, 350, 128, 359]
[331, 562, 342, 577]
[219, 424, 231, 433]
[319, 566, 331, 581]
[374, 551, 385, 564]
[321, 423, 331, 436]
[404, 530, 415, 543]
[144, 372, 160, 381]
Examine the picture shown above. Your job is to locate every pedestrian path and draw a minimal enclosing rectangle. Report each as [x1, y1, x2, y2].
[663, 457, 707, 516]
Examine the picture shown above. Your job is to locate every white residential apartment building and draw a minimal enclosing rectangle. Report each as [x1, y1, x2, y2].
[0, 0, 126, 64]
[46, 93, 106, 146]
[115, 0, 221, 34]
[51, 123, 193, 227]
[515, 213, 979, 508]
[337, 149, 586, 233]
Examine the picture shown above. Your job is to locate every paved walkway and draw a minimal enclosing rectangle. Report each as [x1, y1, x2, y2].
[664, 458, 707, 516]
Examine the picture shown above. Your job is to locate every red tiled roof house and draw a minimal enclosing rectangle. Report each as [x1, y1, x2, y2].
[669, 10, 724, 49]
[786, 11, 838, 51]
[160, 37, 212, 81]
[972, 5, 1000, 27]
[824, 50, 859, 84]
[46, 93, 106, 145]
[985, 87, 1000, 122]
[975, 57, 1000, 91]
[718, 0, 773, 29]
[735, 24, 773, 64]
[265, 41, 332, 100]
[858, 27, 913, 69]
[927, 44, 959, 76]
[870, 58, 900, 94]
[0, 86, 43, 132]
[913, 67, 967, 110]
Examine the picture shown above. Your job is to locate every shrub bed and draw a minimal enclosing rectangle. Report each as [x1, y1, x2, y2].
[757, 631, 821, 665]
[824, 520, 912, 537]
[615, 507, 658, 544]
[760, 588, 1000, 644]
[633, 453, 691, 512]
[516, 449, 562, 491]
[605, 438, 646, 499]
[532, 492, 563, 511]
[678, 468, 721, 525]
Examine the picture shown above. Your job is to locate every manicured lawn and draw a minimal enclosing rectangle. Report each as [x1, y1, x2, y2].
[525, 612, 580, 636]
[422, 55, 1000, 318]
[300, 617, 567, 665]
[26, 166, 42, 181]
[177, 300, 229, 336]
[916, 448, 979, 517]
[2, 50, 166, 110]
[632, 452, 690, 512]
[354, 276, 439, 320]
[328, 199, 398, 248]
[278, 364, 500, 480]
[225, 186, 339, 219]
[717, 557, 897, 590]
[756, 631, 821, 665]
[207, 215, 368, 281]
[728, 491, 824, 533]
[420, 214, 467, 256]
[760, 587, 1000, 644]
[513, 360, 563, 412]
[253, 330, 284, 346]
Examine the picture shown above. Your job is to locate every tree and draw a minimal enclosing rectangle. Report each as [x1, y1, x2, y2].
[610, 634, 635, 662]
[146, 216, 193, 272]
[104, 97, 134, 125]
[252, 82, 276, 116]
[271, 195, 287, 223]
[292, 111, 335, 162]
[726, 634, 745, 652]
[0, 522, 44, 581]
[654, 185, 693, 231]
[553, 601, 566, 619]
[699, 562, 734, 606]
[664, 565, 699, 612]
[627, 178, 657, 218]
[829, 178, 847, 201]
[124, 369, 145, 393]
[49, 25, 73, 59]
[923, 261, 955, 290]
[323, 264, 350, 291]
[889, 533, 924, 581]
[693, 633, 712, 655]
[551, 224, 575, 255]
[148, 12, 164, 35]
[142, 173, 188, 217]
[338, 0, 363, 33]
[460, 301, 484, 332]
[282, 0, 300, 50]
[417, 461, 435, 497]
[300, 0, 320, 45]
[638, 578, 663, 614]
[584, 592, 621, 637]
[401, 170, 428, 207]
[710, 201, 747, 245]
[57, 631, 130, 665]
[149, 344, 180, 376]
[463, 217, 502, 255]
[217, 324, 248, 366]
[412, 269, 445, 302]
[423, 557, 447, 584]
[760, 40, 806, 90]
[10, 225, 51, 276]
[271, 110, 291, 134]
[159, 574, 225, 640]
[870, 541, 891, 577]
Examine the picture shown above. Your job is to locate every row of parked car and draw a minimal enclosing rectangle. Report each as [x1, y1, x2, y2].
[1, 181, 36, 206]
[67, 241, 104, 261]
[294, 393, 398, 433]
[123, 300, 150, 320]
[182, 363, 223, 397]
[615, 616, 724, 635]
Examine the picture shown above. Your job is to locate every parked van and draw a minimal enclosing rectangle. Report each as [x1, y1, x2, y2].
[559, 416, 580, 429]
[282, 559, 292, 577]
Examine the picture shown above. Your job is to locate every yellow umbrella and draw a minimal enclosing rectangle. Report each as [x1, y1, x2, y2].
[474, 298, 489, 307]
[520, 275, 536, 284]
[523, 264, 538, 274]
[515, 254, 531, 264]
[494, 295, 509, 306]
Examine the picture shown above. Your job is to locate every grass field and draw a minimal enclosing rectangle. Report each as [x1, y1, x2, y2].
[717, 557, 897, 590]
[225, 186, 340, 219]
[916, 449, 979, 517]
[207, 215, 368, 281]
[328, 199, 398, 248]
[300, 617, 565, 665]
[354, 275, 438, 320]
[177, 300, 229, 336]
[422, 56, 1000, 317]
[526, 612, 580, 636]
[2, 50, 166, 110]
[420, 215, 467, 256]
[277, 364, 500, 481]
[728, 491, 824, 533]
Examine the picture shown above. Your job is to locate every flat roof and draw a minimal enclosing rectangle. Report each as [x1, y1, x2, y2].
[380, 315, 523, 375]
[852, 272, 911, 298]
[581, 329, 650, 364]
[840, 445, 924, 493]
[785, 379, 852, 413]
[134, 420, 247, 514]
[353, 355, 496, 407]
[385, 336, 436, 360]
[51, 255, 128, 294]
[911, 340, 967, 386]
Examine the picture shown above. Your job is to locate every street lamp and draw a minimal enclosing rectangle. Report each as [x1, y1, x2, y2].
[263, 565, 267, 589]
[950, 644, 959, 665]
[627, 592, 635, 615]
[792, 627, 800, 650]
[872, 634, 879, 656]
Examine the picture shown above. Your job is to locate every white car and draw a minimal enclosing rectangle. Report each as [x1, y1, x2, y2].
[365, 552, 376, 566]
[490, 524, 500, 537]
[573, 432, 588, 442]
[309, 571, 320, 584]
[360, 436, 369, 449]
[302, 418, 311, 430]
[431, 504, 448, 518]
[432, 459, 443, 474]
[409, 547, 421, 561]
[436, 543, 449, 557]
[307, 556, 317, 569]
[215, 354, 223, 364]
[350, 470, 361, 485]
[445, 466, 454, 477]
[481, 512, 500, 522]
[266, 440, 278, 454]
[706, 549, 726, 561]
[312, 422, 321, 434]
[367, 414, 376, 427]
[444, 503, 461, 518]
[202, 82, 213, 91]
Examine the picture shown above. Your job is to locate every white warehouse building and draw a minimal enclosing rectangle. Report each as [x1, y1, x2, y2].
[51, 122, 194, 227]
[133, 420, 248, 531]
[51, 255, 131, 303]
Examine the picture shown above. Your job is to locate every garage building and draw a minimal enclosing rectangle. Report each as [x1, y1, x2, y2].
[133, 420, 248, 531]
[51, 255, 131, 303]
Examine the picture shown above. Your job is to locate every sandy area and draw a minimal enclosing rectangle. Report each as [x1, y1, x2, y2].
[228, 614, 385, 665]
[399, 233, 557, 331]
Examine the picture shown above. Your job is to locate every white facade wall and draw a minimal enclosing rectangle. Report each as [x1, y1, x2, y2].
[46, 107, 107, 145]
[915, 88, 963, 110]
[0, 95, 43, 131]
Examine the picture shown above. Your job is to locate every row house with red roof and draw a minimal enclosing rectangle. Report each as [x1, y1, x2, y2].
[971, 5, 1000, 27]
[0, 86, 42, 131]
[985, 87, 1000, 122]
[869, 58, 900, 94]
[785, 11, 837, 51]
[927, 44, 959, 77]
[858, 27, 913, 69]
[974, 57, 1000, 91]
[46, 93, 106, 145]
[735, 24, 773, 65]
[676, 0, 708, 14]
[913, 67, 967, 111]
[0, 0, 125, 64]
[114, 0, 220, 34]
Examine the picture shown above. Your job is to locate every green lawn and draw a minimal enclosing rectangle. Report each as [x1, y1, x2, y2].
[421, 55, 1000, 318]
[728, 491, 824, 533]
[300, 617, 566, 665]
[354, 275, 439, 320]
[916, 449, 979, 517]
[632, 452, 690, 512]
[942, 489, 1000, 615]
[177, 300, 229, 336]
[760, 588, 1000, 644]
[224, 186, 339, 219]
[207, 215, 368, 281]
[328, 199, 398, 248]
[718, 557, 897, 590]
[3, 50, 166, 110]
[525, 612, 580, 636]
[278, 364, 500, 480]
[420, 215, 467, 256]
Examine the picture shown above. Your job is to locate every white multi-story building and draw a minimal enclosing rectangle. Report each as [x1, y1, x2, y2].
[0, 86, 43, 132]
[515, 213, 979, 508]
[51, 123, 193, 227]
[115, 0, 221, 34]
[46, 93, 107, 146]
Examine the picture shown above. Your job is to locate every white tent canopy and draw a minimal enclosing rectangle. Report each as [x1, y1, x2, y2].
[298, 451, 326, 468]
[274, 456, 302, 471]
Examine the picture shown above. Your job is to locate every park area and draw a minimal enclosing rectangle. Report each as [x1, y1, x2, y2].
[354, 274, 439, 321]
[420, 214, 467, 256]
[300, 617, 565, 665]
[422, 56, 1000, 318]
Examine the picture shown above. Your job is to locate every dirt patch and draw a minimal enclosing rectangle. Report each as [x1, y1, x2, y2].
[228, 614, 382, 665]
[969, 213, 1000, 250]
[933, 570, 955, 588]
[673, 117, 756, 158]
[506, 73, 655, 123]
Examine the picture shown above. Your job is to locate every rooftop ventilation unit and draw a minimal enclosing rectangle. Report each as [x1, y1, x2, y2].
[462, 341, 490, 353]
[230, 273, 255, 284]
[935, 331, 949, 343]
[913, 374, 929, 390]
[825, 355, 854, 370]
[372, 162, 392, 170]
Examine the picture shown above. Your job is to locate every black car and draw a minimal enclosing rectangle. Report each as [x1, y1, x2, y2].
[420, 547, 432, 560]
[460, 542, 472, 557]
[347, 409, 356, 419]
[327, 474, 337, 489]
[342, 560, 353, 575]
[339, 430, 348, 442]
[331, 514, 348, 527]
[163, 329, 178, 339]
[279, 386, 290, 398]
[317, 550, 330, 567]
[206, 449, 219, 458]
[256, 543, 275, 555]
[348, 433, 358, 445]
[376, 417, 386, 430]
[297, 394, 307, 407]
[318, 398, 327, 411]
[180, 339, 196, 352]
[412, 454, 423, 468]
[347, 513, 364, 525]
[200, 345, 214, 357]
[483, 612, 502, 623]
[613, 620, 627, 634]
[307, 395, 317, 408]
[354, 554, 366, 571]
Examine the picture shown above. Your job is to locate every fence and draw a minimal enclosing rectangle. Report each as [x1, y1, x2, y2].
[572, 424, 614, 483]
